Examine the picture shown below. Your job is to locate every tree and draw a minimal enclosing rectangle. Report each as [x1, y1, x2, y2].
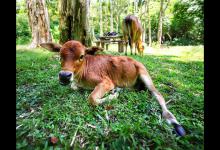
[26, 0, 52, 48]
[147, 0, 152, 46]
[139, 0, 146, 44]
[170, 0, 203, 45]
[99, 0, 103, 36]
[133, 0, 138, 15]
[46, 0, 60, 42]
[109, 0, 113, 32]
[59, 0, 92, 46]
[157, 0, 170, 47]
[112, 0, 130, 33]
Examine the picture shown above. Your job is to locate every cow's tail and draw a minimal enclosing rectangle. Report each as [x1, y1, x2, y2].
[124, 17, 132, 47]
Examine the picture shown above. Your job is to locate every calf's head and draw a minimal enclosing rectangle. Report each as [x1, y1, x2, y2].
[40, 40, 103, 85]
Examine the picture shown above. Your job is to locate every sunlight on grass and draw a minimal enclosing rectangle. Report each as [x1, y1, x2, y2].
[144, 45, 204, 62]
[16, 44, 53, 55]
[102, 43, 204, 62]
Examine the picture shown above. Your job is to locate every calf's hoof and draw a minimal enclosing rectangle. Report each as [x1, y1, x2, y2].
[173, 123, 186, 137]
[88, 97, 99, 106]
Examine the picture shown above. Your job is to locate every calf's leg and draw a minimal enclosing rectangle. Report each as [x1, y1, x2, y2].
[138, 73, 186, 136]
[70, 82, 78, 90]
[88, 80, 115, 106]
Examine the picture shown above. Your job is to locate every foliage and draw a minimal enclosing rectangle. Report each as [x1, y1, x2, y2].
[16, 14, 32, 45]
[16, 45, 204, 149]
[16, 0, 203, 46]
[170, 0, 204, 45]
[46, 0, 60, 42]
[16, 0, 31, 44]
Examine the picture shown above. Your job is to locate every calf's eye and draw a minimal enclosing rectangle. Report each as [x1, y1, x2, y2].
[79, 55, 84, 61]
[79, 55, 84, 59]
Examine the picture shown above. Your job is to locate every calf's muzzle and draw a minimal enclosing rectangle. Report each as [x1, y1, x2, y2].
[59, 71, 73, 85]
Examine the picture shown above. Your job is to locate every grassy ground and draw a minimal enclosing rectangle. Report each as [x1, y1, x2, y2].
[16, 44, 204, 150]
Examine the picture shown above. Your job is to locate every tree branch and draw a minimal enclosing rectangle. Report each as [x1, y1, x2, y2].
[139, 0, 147, 18]
[163, 0, 170, 12]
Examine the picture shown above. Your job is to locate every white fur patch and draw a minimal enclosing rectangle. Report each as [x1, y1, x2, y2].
[70, 74, 74, 81]
[162, 110, 179, 125]
[97, 92, 120, 104]
[108, 92, 119, 100]
[139, 74, 153, 88]
[153, 92, 168, 112]
[71, 82, 78, 90]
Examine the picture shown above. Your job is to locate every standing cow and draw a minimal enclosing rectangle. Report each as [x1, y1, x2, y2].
[122, 15, 144, 56]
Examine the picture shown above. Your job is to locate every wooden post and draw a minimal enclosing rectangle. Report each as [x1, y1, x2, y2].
[106, 43, 109, 50]
[95, 41, 101, 47]
[118, 41, 124, 53]
[101, 41, 105, 48]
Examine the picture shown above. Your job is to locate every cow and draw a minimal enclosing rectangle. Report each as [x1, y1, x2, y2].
[122, 15, 144, 56]
[40, 40, 186, 136]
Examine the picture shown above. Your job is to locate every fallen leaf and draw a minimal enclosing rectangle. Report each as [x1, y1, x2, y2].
[50, 136, 58, 144]
[105, 105, 114, 110]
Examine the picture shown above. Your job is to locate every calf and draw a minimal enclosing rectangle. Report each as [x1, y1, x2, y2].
[122, 15, 144, 56]
[40, 40, 185, 136]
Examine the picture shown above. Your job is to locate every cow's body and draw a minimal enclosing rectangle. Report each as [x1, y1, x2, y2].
[122, 15, 144, 56]
[73, 54, 145, 89]
[40, 40, 185, 136]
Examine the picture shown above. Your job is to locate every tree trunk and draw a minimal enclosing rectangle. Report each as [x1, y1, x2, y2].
[115, 15, 119, 33]
[133, 0, 137, 15]
[109, 0, 113, 32]
[142, 23, 146, 43]
[157, 0, 164, 47]
[91, 26, 95, 40]
[147, 0, 152, 47]
[141, 1, 145, 43]
[112, 0, 129, 34]
[126, 1, 129, 15]
[26, 0, 52, 48]
[99, 0, 103, 36]
[157, 0, 170, 47]
[59, 0, 92, 47]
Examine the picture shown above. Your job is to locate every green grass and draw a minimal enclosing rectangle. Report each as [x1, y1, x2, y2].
[16, 44, 204, 149]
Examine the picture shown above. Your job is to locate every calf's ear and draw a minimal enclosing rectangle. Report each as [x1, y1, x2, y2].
[85, 46, 104, 55]
[40, 42, 62, 52]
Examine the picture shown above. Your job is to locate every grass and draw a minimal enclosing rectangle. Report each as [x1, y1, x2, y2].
[16, 44, 204, 150]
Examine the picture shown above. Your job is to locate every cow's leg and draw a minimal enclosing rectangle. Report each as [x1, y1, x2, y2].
[88, 80, 115, 106]
[141, 50, 144, 57]
[135, 43, 137, 55]
[99, 87, 121, 103]
[124, 37, 128, 56]
[70, 82, 78, 90]
[130, 41, 135, 55]
[109, 87, 122, 99]
[137, 72, 186, 136]
[125, 41, 128, 56]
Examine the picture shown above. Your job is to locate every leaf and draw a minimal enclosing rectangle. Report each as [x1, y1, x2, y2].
[49, 136, 58, 145]
[105, 105, 114, 110]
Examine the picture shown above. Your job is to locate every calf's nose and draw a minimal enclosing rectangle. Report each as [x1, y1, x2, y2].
[59, 71, 73, 85]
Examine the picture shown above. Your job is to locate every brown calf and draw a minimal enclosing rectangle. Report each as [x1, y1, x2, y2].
[122, 15, 144, 56]
[40, 40, 185, 136]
